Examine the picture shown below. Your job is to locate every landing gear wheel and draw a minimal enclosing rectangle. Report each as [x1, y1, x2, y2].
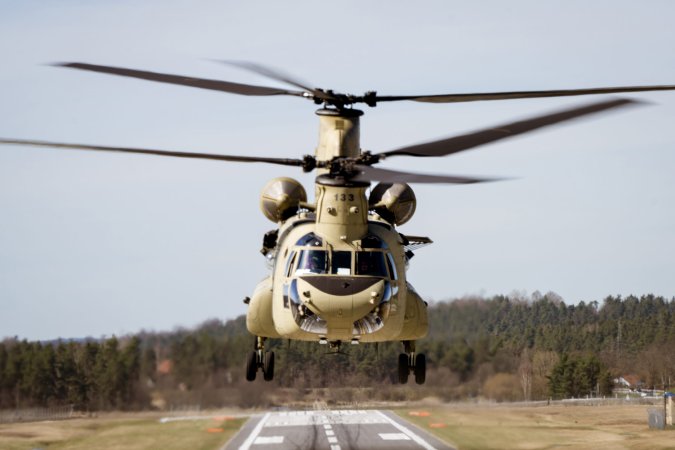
[398, 353, 409, 384]
[414, 353, 426, 385]
[263, 351, 275, 381]
[245, 350, 257, 382]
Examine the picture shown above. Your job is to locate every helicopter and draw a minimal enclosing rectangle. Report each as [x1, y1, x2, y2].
[1, 61, 674, 384]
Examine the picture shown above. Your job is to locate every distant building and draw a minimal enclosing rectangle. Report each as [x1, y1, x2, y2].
[614, 375, 643, 390]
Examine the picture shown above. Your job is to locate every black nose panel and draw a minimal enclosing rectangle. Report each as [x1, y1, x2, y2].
[300, 276, 381, 295]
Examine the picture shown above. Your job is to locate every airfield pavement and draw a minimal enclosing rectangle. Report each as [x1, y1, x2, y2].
[225, 409, 453, 450]
[0, 402, 673, 449]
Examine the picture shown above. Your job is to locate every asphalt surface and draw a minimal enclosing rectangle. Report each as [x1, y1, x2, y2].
[224, 409, 454, 450]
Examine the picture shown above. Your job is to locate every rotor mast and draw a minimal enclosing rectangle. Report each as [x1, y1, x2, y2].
[314, 108, 369, 243]
[315, 108, 363, 164]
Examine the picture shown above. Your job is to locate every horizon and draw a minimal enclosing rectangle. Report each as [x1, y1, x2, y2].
[4, 291, 672, 342]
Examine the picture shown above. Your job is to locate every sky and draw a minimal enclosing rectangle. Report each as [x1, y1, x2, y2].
[1, 0, 674, 340]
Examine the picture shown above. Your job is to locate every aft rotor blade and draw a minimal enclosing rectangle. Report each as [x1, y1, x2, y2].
[376, 85, 675, 104]
[54, 62, 307, 97]
[0, 138, 306, 167]
[352, 165, 505, 184]
[379, 98, 640, 158]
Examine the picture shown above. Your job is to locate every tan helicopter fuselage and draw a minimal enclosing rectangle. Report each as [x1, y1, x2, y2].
[246, 109, 428, 344]
[247, 182, 428, 343]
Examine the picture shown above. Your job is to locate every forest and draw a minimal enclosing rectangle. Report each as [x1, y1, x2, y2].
[1, 293, 673, 410]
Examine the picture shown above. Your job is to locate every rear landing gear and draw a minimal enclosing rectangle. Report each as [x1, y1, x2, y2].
[398, 340, 426, 385]
[245, 336, 275, 382]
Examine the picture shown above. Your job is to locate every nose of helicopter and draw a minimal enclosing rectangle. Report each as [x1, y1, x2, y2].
[296, 275, 385, 324]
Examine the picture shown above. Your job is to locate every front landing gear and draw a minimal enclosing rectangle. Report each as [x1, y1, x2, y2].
[246, 336, 275, 382]
[398, 340, 426, 385]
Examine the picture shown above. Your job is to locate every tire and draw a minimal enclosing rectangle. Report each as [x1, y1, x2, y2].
[414, 353, 426, 385]
[263, 351, 275, 382]
[398, 353, 409, 384]
[245, 350, 257, 382]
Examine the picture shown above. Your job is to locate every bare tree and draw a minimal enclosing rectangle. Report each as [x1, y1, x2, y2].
[518, 349, 533, 401]
[532, 350, 559, 399]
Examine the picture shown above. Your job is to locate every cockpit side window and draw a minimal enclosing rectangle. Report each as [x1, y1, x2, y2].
[361, 234, 388, 249]
[295, 250, 327, 275]
[356, 251, 388, 277]
[295, 232, 323, 247]
[285, 251, 297, 277]
[386, 253, 398, 280]
[331, 251, 352, 275]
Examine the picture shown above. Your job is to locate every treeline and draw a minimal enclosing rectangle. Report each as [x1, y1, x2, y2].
[0, 337, 149, 410]
[1, 294, 673, 410]
[424, 293, 675, 400]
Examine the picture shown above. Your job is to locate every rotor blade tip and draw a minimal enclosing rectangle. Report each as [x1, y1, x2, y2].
[627, 97, 653, 107]
[611, 97, 650, 107]
[468, 176, 514, 184]
[49, 62, 84, 69]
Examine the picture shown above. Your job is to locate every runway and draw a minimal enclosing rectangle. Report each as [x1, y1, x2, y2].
[224, 409, 453, 450]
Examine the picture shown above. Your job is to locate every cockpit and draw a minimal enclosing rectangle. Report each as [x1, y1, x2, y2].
[286, 232, 398, 280]
[281, 232, 398, 336]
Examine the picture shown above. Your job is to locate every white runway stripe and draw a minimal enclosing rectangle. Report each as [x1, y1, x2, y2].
[230, 409, 448, 450]
[375, 410, 437, 450]
[253, 436, 284, 444]
[238, 412, 270, 450]
[380, 432, 411, 440]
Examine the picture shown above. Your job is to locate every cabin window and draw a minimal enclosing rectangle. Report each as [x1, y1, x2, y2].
[295, 250, 327, 274]
[356, 251, 388, 277]
[331, 251, 352, 275]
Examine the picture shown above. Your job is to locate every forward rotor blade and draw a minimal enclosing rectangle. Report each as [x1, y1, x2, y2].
[216, 60, 325, 98]
[379, 98, 639, 158]
[0, 138, 306, 167]
[54, 62, 306, 97]
[352, 165, 505, 184]
[376, 85, 675, 104]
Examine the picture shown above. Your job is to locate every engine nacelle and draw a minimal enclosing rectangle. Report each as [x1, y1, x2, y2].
[368, 182, 416, 226]
[260, 177, 307, 222]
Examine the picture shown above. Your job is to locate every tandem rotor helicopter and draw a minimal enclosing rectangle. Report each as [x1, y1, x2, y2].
[2, 61, 675, 384]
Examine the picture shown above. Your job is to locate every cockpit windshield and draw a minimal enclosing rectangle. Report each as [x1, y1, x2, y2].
[292, 248, 391, 278]
[295, 250, 327, 274]
[356, 251, 388, 277]
[331, 251, 352, 275]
